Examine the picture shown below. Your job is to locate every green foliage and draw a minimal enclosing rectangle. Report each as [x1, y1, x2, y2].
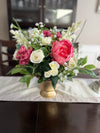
[84, 64, 96, 70]
[40, 46, 51, 57]
[77, 56, 87, 66]
[11, 67, 30, 75]
[19, 75, 33, 87]
[35, 61, 51, 75]
[32, 44, 39, 50]
[16, 44, 20, 50]
[79, 68, 97, 78]
[51, 76, 58, 89]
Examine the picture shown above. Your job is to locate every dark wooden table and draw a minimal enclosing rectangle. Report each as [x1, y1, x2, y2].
[0, 101, 100, 133]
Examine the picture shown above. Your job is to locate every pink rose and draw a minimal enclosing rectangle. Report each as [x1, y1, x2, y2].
[51, 39, 74, 65]
[16, 46, 32, 65]
[57, 32, 62, 39]
[43, 30, 53, 37]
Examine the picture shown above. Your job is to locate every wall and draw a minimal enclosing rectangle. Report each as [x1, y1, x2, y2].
[0, 0, 100, 44]
[76, 0, 100, 44]
[0, 0, 9, 40]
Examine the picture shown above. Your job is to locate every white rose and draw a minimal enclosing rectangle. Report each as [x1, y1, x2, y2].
[49, 61, 59, 70]
[42, 37, 51, 46]
[44, 70, 52, 78]
[44, 61, 59, 78]
[30, 49, 44, 63]
[13, 50, 18, 60]
[51, 69, 58, 76]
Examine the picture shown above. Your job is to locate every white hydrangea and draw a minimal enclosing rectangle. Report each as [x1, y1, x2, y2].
[30, 49, 44, 63]
[41, 37, 52, 46]
[28, 28, 40, 38]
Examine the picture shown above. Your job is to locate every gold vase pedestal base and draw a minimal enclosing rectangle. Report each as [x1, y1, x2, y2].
[40, 81, 56, 98]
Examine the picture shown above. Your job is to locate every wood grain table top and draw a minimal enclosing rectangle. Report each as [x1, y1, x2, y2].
[0, 101, 100, 133]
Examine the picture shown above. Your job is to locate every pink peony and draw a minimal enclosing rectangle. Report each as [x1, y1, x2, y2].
[16, 46, 32, 65]
[43, 30, 53, 37]
[57, 32, 62, 39]
[51, 39, 74, 65]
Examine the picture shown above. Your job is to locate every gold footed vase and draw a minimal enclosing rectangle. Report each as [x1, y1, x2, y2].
[40, 81, 56, 98]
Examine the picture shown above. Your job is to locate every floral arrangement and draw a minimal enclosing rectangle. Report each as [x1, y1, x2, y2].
[10, 20, 97, 89]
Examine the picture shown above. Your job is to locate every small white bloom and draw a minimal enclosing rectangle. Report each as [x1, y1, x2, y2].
[59, 73, 63, 77]
[64, 62, 67, 66]
[35, 23, 39, 26]
[50, 29, 52, 32]
[54, 26, 57, 29]
[65, 67, 68, 70]
[54, 35, 57, 38]
[44, 70, 52, 78]
[28, 41, 31, 44]
[40, 24, 44, 27]
[42, 37, 52, 46]
[13, 50, 18, 60]
[73, 69, 79, 76]
[30, 49, 44, 63]
[64, 75, 67, 78]
[10, 23, 14, 29]
[10, 29, 15, 34]
[39, 22, 43, 25]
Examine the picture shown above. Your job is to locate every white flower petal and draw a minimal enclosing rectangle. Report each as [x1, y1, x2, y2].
[30, 49, 44, 63]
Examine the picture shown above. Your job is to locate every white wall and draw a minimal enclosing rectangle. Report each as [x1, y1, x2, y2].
[76, 0, 100, 44]
[0, 0, 9, 40]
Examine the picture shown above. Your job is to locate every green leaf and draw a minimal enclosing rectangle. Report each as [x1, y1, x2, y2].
[11, 67, 30, 75]
[67, 76, 73, 81]
[40, 47, 49, 57]
[35, 61, 51, 74]
[16, 44, 20, 50]
[19, 75, 33, 87]
[79, 68, 97, 78]
[77, 56, 87, 66]
[84, 69, 97, 78]
[51, 76, 58, 89]
[38, 77, 43, 83]
[84, 64, 96, 70]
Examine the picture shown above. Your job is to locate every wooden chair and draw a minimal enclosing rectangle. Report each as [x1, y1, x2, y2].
[0, 40, 17, 76]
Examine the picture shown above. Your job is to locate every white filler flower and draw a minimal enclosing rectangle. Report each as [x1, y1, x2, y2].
[30, 49, 44, 63]
[42, 37, 51, 46]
